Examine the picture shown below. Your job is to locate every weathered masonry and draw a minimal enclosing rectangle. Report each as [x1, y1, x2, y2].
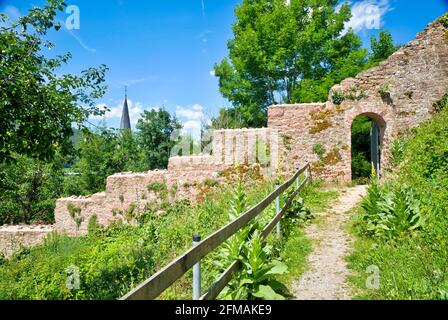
[269, 17, 448, 181]
[54, 128, 279, 237]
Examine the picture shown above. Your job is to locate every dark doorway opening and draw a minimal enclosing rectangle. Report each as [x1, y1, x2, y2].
[351, 115, 381, 182]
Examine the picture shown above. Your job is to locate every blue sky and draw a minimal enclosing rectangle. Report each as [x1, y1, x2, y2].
[1, 0, 447, 132]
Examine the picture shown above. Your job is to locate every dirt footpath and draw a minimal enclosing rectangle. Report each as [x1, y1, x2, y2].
[292, 185, 367, 300]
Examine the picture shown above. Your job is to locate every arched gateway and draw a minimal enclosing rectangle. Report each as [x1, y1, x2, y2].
[268, 18, 448, 182]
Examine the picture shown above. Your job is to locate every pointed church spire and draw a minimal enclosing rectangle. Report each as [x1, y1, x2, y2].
[120, 86, 131, 130]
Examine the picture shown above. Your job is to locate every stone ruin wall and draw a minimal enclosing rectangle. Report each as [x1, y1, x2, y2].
[269, 18, 448, 181]
[54, 128, 278, 237]
[2, 128, 278, 255]
[2, 17, 448, 256]
[0, 225, 55, 258]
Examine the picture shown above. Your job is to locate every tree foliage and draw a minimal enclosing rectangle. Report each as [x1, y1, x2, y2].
[136, 109, 182, 170]
[0, 155, 64, 224]
[369, 30, 399, 65]
[66, 128, 147, 196]
[351, 116, 373, 181]
[0, 0, 108, 163]
[213, 0, 367, 127]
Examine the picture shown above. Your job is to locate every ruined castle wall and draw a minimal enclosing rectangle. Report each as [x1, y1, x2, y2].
[269, 19, 448, 182]
[211, 128, 278, 169]
[54, 168, 223, 236]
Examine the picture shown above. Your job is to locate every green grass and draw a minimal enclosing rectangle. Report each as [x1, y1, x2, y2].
[272, 180, 341, 297]
[301, 181, 340, 213]
[275, 226, 311, 298]
[347, 233, 448, 300]
[0, 169, 339, 300]
[0, 175, 275, 300]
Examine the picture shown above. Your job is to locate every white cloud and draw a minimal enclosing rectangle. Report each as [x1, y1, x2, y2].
[196, 29, 212, 44]
[209, 70, 215, 77]
[120, 76, 158, 87]
[175, 104, 211, 139]
[176, 104, 205, 120]
[183, 120, 202, 131]
[343, 0, 392, 33]
[201, 0, 205, 17]
[93, 99, 145, 125]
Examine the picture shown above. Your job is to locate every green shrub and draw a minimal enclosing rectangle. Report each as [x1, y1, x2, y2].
[0, 173, 278, 300]
[0, 229, 156, 300]
[404, 91, 413, 99]
[147, 182, 167, 193]
[67, 203, 81, 219]
[356, 167, 423, 240]
[390, 139, 405, 167]
[378, 82, 390, 99]
[433, 92, 448, 112]
[204, 179, 219, 188]
[331, 90, 345, 105]
[349, 107, 448, 299]
[88, 214, 101, 234]
[312, 144, 326, 159]
[437, 13, 448, 28]
[220, 231, 288, 300]
[345, 86, 367, 101]
[286, 196, 312, 223]
[125, 203, 138, 223]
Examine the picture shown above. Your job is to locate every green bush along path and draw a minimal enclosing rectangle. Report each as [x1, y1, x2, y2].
[291, 185, 367, 300]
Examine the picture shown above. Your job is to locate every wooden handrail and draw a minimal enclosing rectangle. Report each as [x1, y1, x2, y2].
[200, 176, 310, 301]
[121, 163, 311, 300]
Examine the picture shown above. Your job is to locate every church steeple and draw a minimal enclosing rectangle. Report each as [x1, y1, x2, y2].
[120, 86, 131, 130]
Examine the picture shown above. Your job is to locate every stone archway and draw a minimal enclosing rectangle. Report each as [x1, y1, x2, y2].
[349, 112, 387, 180]
[268, 15, 448, 182]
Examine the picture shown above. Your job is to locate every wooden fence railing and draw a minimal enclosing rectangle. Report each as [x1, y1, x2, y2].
[120, 163, 312, 301]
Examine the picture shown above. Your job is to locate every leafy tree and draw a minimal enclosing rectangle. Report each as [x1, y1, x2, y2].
[65, 127, 148, 195]
[0, 0, 108, 163]
[214, 0, 366, 127]
[112, 129, 148, 173]
[351, 116, 373, 181]
[136, 109, 182, 170]
[293, 30, 368, 103]
[0, 155, 64, 224]
[64, 128, 119, 195]
[210, 108, 247, 130]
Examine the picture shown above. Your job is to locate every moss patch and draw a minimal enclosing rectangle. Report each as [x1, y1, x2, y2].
[322, 148, 343, 166]
[310, 147, 343, 176]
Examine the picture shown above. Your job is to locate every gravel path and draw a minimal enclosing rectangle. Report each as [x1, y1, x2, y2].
[291, 185, 367, 300]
